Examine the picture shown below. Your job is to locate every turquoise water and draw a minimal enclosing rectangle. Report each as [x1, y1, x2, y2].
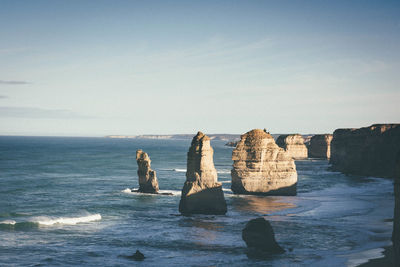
[0, 136, 394, 266]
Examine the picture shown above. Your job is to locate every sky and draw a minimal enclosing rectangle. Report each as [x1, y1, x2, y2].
[0, 0, 399, 136]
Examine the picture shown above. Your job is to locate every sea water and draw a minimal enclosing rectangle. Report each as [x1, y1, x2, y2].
[0, 136, 394, 266]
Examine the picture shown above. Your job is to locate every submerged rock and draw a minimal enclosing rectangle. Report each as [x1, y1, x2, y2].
[231, 129, 297, 195]
[276, 134, 308, 159]
[136, 150, 159, 193]
[179, 132, 227, 215]
[308, 134, 333, 159]
[126, 250, 145, 261]
[394, 152, 400, 265]
[330, 124, 400, 178]
[242, 217, 284, 254]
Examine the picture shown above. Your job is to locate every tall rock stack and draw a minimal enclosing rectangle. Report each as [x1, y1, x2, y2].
[394, 151, 400, 265]
[276, 134, 308, 159]
[231, 129, 298, 196]
[179, 132, 227, 215]
[330, 124, 400, 178]
[136, 150, 159, 193]
[308, 134, 333, 159]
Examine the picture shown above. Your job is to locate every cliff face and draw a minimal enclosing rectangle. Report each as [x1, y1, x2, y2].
[330, 124, 400, 178]
[231, 129, 298, 196]
[179, 132, 227, 215]
[136, 150, 159, 193]
[276, 134, 308, 159]
[308, 134, 333, 159]
[394, 152, 400, 265]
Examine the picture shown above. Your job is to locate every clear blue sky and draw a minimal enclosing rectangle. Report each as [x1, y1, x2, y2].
[0, 0, 399, 136]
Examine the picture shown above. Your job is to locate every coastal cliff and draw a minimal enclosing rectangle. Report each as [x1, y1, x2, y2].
[179, 132, 227, 215]
[231, 129, 297, 195]
[308, 134, 333, 159]
[136, 150, 159, 193]
[276, 134, 308, 159]
[330, 124, 400, 178]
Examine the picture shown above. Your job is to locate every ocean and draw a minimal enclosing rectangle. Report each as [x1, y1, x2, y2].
[0, 136, 394, 266]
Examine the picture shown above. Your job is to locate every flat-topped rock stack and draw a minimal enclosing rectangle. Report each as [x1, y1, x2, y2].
[179, 132, 227, 215]
[231, 129, 298, 196]
[308, 134, 333, 159]
[136, 150, 159, 193]
[276, 134, 308, 159]
[330, 124, 400, 178]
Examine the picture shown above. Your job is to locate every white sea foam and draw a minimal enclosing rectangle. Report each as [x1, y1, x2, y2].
[0, 220, 16, 225]
[220, 180, 231, 184]
[122, 188, 180, 196]
[173, 168, 186, 172]
[217, 169, 231, 174]
[35, 214, 101, 226]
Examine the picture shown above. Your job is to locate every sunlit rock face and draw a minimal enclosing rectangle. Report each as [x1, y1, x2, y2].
[330, 124, 400, 178]
[179, 132, 227, 215]
[276, 134, 308, 159]
[308, 134, 333, 159]
[136, 150, 159, 193]
[231, 129, 297, 196]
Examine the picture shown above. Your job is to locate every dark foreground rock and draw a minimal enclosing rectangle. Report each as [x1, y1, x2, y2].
[179, 132, 227, 215]
[231, 129, 297, 195]
[136, 150, 159, 193]
[308, 134, 333, 159]
[242, 217, 284, 254]
[330, 124, 400, 178]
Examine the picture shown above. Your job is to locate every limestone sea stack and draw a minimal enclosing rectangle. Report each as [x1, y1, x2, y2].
[308, 134, 333, 159]
[179, 132, 227, 215]
[276, 134, 308, 159]
[394, 152, 400, 265]
[231, 129, 298, 195]
[136, 150, 159, 193]
[330, 124, 400, 178]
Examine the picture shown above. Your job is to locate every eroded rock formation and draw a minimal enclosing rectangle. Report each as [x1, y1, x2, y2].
[136, 150, 159, 193]
[242, 217, 284, 254]
[276, 134, 308, 159]
[179, 132, 227, 215]
[231, 129, 297, 195]
[330, 124, 400, 178]
[308, 134, 333, 159]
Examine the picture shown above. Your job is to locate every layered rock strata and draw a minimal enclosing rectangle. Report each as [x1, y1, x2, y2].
[308, 134, 333, 159]
[136, 150, 159, 193]
[242, 217, 284, 254]
[276, 134, 308, 159]
[231, 129, 298, 195]
[179, 132, 227, 215]
[330, 124, 400, 178]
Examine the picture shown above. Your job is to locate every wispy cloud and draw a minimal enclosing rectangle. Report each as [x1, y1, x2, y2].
[0, 107, 94, 119]
[0, 80, 30, 85]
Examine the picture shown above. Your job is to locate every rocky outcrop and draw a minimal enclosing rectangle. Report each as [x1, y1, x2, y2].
[276, 134, 308, 159]
[136, 150, 159, 193]
[242, 217, 284, 254]
[330, 124, 400, 178]
[394, 152, 400, 265]
[308, 134, 333, 159]
[231, 129, 298, 195]
[179, 132, 227, 215]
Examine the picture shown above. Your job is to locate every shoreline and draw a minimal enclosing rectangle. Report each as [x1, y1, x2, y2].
[356, 245, 394, 267]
